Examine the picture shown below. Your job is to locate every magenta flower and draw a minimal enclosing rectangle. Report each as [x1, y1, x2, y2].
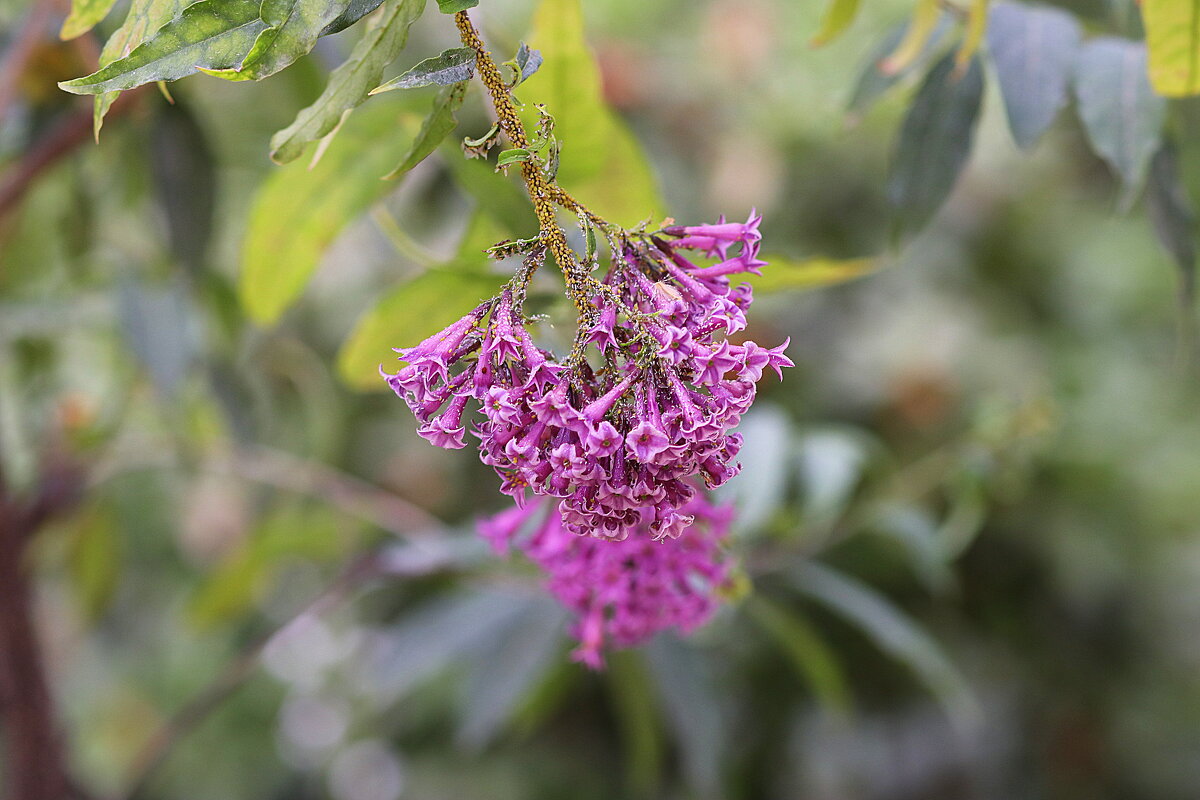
[479, 492, 735, 668]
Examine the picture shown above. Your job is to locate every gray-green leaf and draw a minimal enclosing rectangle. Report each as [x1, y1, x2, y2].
[269, 0, 426, 164]
[384, 82, 467, 179]
[846, 17, 948, 118]
[320, 0, 385, 36]
[1073, 38, 1166, 206]
[1146, 142, 1197, 299]
[987, 1, 1080, 149]
[206, 0, 354, 81]
[371, 47, 475, 93]
[887, 53, 983, 238]
[58, 0, 267, 95]
[513, 42, 543, 85]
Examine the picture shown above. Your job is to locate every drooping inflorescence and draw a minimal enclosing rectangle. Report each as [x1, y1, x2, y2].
[384, 11, 792, 665]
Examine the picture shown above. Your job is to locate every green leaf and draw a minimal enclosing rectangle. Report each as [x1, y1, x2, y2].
[790, 562, 980, 726]
[320, 0, 385, 36]
[67, 505, 121, 624]
[269, 0, 426, 164]
[747, 254, 879, 294]
[150, 102, 216, 274]
[746, 597, 851, 715]
[495, 147, 532, 167]
[1142, 0, 1200, 97]
[512, 42, 543, 86]
[441, 149, 537, 235]
[60, 0, 121, 40]
[384, 82, 467, 179]
[1146, 141, 1197, 301]
[436, 0, 478, 12]
[987, 1, 1081, 150]
[606, 651, 664, 795]
[845, 18, 948, 118]
[881, 0, 940, 74]
[887, 53, 984, 238]
[371, 47, 475, 93]
[117, 281, 196, 396]
[810, 0, 861, 47]
[58, 0, 267, 95]
[338, 267, 498, 389]
[1074, 38, 1166, 206]
[520, 0, 663, 224]
[240, 102, 419, 325]
[90, 0, 192, 135]
[202, 0, 354, 82]
[643, 639, 727, 796]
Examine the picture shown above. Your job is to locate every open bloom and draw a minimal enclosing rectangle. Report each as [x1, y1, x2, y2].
[385, 211, 792, 542]
[479, 492, 735, 668]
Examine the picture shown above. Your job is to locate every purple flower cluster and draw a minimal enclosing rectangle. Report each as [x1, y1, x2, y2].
[385, 212, 791, 542]
[479, 493, 734, 668]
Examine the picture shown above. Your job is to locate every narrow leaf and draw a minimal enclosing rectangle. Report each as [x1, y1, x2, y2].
[58, 0, 267, 95]
[371, 48, 476, 93]
[495, 148, 532, 167]
[881, 0, 941, 75]
[887, 53, 984, 238]
[846, 18, 948, 117]
[1073, 38, 1166, 204]
[1146, 141, 1197, 299]
[811, 0, 861, 47]
[269, 0, 426, 164]
[987, 1, 1081, 149]
[746, 255, 879, 294]
[60, 0, 121, 40]
[339, 268, 499, 389]
[205, 0, 354, 81]
[790, 563, 979, 725]
[606, 651, 664, 795]
[240, 103, 419, 325]
[383, 82, 467, 178]
[90, 0, 191, 135]
[1142, 0, 1200, 97]
[437, 0, 478, 12]
[746, 598, 851, 715]
[150, 102, 216, 274]
[320, 0, 385, 36]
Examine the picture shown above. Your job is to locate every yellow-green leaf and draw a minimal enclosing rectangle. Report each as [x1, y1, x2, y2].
[811, 0, 861, 47]
[339, 267, 499, 390]
[1142, 0, 1200, 97]
[955, 0, 989, 70]
[881, 0, 941, 75]
[60, 0, 121, 40]
[239, 102, 419, 325]
[519, 0, 663, 225]
[747, 255, 880, 294]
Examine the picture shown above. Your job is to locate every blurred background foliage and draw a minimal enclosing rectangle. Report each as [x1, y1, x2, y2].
[4, 0, 1200, 798]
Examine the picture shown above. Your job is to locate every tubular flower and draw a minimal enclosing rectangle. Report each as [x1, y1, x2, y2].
[385, 212, 792, 541]
[478, 493, 735, 669]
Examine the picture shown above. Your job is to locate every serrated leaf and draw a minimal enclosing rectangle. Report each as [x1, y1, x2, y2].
[887, 53, 983, 238]
[882, 0, 941, 75]
[746, 598, 851, 715]
[384, 82, 467, 179]
[846, 17, 948, 117]
[58, 0, 267, 95]
[91, 0, 192, 135]
[1074, 38, 1166, 205]
[790, 562, 979, 725]
[240, 103, 419, 325]
[339, 267, 499, 389]
[437, 0, 478, 12]
[269, 0, 426, 164]
[520, 0, 663, 224]
[60, 0, 121, 40]
[747, 255, 879, 294]
[203, 0, 354, 82]
[372, 47, 475, 93]
[987, 1, 1081, 149]
[1142, 0, 1200, 97]
[320, 0, 385, 36]
[811, 0, 861, 47]
[1146, 142, 1197, 297]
